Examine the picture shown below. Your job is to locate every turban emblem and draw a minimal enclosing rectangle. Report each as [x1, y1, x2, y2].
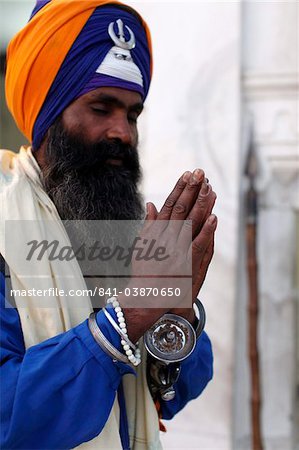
[97, 18, 143, 87]
[108, 19, 136, 51]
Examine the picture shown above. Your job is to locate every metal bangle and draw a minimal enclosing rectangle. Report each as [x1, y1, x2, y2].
[193, 298, 206, 338]
[102, 307, 137, 351]
[88, 312, 128, 364]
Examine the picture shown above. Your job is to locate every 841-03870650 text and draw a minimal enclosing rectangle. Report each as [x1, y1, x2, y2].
[9, 286, 182, 298]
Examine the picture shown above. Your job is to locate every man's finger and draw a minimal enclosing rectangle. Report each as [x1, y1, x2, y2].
[169, 168, 205, 220]
[190, 214, 217, 262]
[192, 236, 215, 297]
[158, 170, 201, 220]
[158, 171, 190, 220]
[187, 181, 217, 239]
[178, 179, 216, 247]
[145, 202, 158, 220]
[156, 169, 204, 248]
[199, 236, 214, 272]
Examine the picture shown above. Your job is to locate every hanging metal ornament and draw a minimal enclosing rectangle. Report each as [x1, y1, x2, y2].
[147, 355, 181, 401]
[146, 299, 206, 402]
[144, 313, 197, 363]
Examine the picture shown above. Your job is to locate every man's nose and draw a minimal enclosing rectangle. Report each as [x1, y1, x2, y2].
[106, 116, 132, 146]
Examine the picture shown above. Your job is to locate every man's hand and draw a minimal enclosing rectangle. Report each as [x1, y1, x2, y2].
[121, 169, 217, 342]
[146, 169, 217, 323]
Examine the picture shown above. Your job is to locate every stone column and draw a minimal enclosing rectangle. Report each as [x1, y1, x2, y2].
[234, 2, 299, 449]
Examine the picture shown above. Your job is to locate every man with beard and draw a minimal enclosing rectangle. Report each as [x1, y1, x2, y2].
[43, 110, 144, 222]
[0, 1, 216, 449]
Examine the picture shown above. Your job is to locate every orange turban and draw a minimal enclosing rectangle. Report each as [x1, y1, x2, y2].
[5, 0, 152, 146]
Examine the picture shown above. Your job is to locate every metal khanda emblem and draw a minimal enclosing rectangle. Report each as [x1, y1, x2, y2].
[108, 19, 136, 50]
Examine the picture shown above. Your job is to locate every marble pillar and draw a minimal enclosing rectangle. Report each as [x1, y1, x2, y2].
[234, 2, 299, 449]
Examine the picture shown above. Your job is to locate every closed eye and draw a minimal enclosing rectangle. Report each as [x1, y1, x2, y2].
[92, 108, 108, 115]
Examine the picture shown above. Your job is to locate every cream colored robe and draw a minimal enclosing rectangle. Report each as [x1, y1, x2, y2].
[0, 147, 162, 450]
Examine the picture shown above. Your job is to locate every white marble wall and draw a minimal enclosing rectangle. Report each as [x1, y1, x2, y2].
[129, 2, 299, 449]
[235, 2, 299, 449]
[128, 2, 241, 448]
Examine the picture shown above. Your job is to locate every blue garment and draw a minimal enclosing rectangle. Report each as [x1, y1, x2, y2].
[0, 271, 213, 449]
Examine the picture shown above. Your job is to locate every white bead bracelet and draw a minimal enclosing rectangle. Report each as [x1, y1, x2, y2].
[106, 297, 141, 367]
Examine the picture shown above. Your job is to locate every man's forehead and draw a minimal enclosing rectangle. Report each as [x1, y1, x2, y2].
[80, 87, 144, 109]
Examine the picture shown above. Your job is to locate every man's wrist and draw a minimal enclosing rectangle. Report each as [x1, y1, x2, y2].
[169, 299, 206, 339]
[119, 292, 168, 343]
[169, 308, 196, 325]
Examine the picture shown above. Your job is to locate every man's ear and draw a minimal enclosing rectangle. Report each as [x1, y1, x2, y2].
[32, 139, 47, 169]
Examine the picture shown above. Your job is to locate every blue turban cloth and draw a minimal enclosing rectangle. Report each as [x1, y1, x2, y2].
[28, 2, 151, 149]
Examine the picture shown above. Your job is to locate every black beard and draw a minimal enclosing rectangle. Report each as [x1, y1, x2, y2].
[41, 118, 145, 305]
[42, 117, 144, 221]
